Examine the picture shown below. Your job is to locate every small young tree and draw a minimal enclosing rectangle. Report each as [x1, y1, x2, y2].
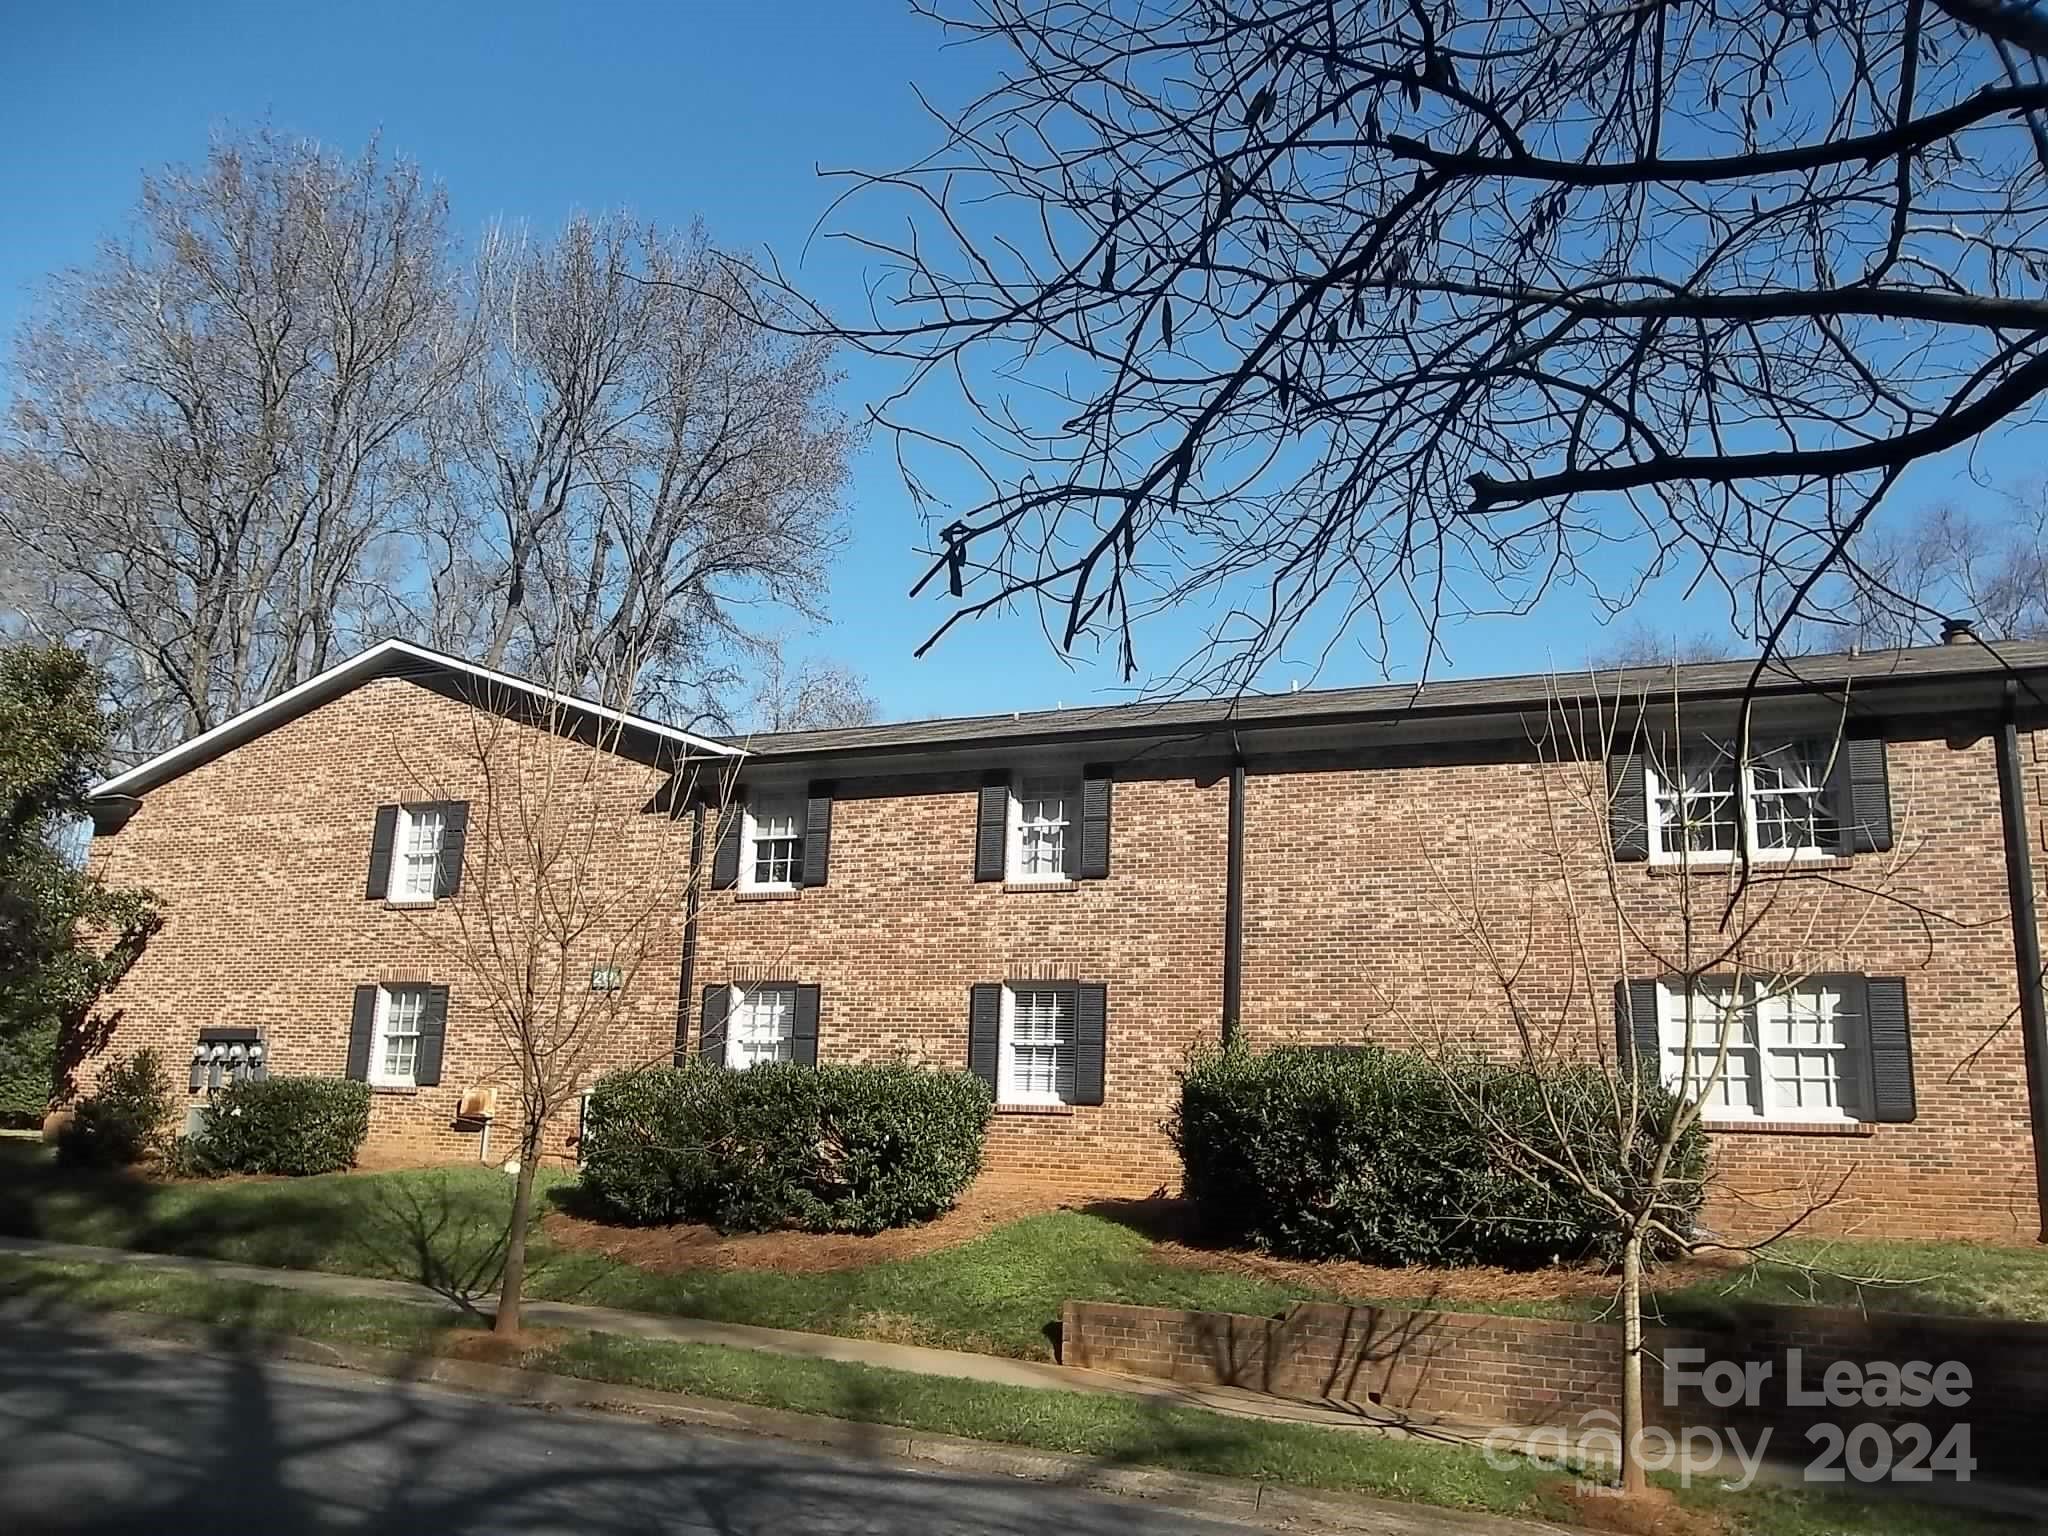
[0, 644, 159, 1119]
[400, 666, 732, 1336]
[1400, 675, 1919, 1496]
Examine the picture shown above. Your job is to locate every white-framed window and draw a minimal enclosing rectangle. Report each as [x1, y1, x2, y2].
[1008, 775, 1076, 881]
[1000, 984, 1078, 1105]
[728, 983, 797, 1069]
[389, 805, 446, 903]
[372, 985, 429, 1087]
[1647, 738, 1836, 864]
[742, 797, 805, 890]
[1656, 978, 1869, 1124]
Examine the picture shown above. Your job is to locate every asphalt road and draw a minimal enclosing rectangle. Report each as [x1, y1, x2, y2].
[0, 1321, 1269, 1535]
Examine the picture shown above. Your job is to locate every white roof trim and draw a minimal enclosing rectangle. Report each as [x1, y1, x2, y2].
[89, 638, 741, 802]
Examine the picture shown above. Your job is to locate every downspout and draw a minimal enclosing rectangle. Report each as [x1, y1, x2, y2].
[1993, 681, 2048, 1242]
[1222, 741, 1246, 1045]
[675, 798, 704, 1065]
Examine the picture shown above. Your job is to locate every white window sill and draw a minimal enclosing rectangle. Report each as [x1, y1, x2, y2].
[383, 895, 438, 910]
[1699, 1118, 1876, 1137]
[994, 1101, 1077, 1117]
[1003, 877, 1076, 894]
[1645, 851, 1845, 878]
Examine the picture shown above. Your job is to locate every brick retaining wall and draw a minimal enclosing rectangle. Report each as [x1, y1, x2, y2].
[1062, 1298, 2048, 1482]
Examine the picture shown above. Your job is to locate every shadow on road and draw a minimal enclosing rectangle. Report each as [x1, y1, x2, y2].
[0, 1278, 1274, 1536]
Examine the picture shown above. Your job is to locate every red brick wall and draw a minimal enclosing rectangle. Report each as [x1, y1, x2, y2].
[86, 677, 689, 1163]
[1239, 729, 2048, 1241]
[1062, 1298, 2048, 1482]
[1063, 1297, 1620, 1427]
[692, 768, 1228, 1192]
[84, 675, 2048, 1237]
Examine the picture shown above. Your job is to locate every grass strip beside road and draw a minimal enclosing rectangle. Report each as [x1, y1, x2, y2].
[9, 1147, 2048, 1367]
[0, 1254, 2022, 1536]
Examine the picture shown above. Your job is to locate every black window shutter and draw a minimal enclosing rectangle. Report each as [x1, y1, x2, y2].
[1078, 773, 1112, 880]
[801, 789, 833, 887]
[974, 780, 1008, 882]
[1608, 752, 1650, 862]
[435, 801, 469, 898]
[1614, 979, 1661, 1072]
[1843, 738, 1893, 854]
[346, 985, 378, 1080]
[698, 985, 730, 1066]
[1074, 982, 1108, 1105]
[710, 804, 743, 890]
[792, 983, 821, 1066]
[365, 805, 399, 899]
[967, 983, 1002, 1089]
[1865, 976, 1916, 1123]
[415, 985, 449, 1087]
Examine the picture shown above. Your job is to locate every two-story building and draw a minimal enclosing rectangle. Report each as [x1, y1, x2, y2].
[83, 633, 2048, 1242]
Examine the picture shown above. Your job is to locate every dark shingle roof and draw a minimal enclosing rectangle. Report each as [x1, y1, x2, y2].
[730, 638, 2048, 761]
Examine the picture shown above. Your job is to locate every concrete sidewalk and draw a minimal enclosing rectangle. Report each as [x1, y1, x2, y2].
[0, 1233, 1509, 1451]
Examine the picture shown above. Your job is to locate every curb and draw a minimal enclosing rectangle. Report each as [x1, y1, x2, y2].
[40, 1304, 1571, 1536]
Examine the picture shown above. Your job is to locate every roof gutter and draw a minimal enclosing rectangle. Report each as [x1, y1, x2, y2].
[738, 663, 2024, 767]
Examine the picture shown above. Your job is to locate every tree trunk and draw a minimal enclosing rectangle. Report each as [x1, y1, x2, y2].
[494, 1126, 543, 1337]
[1619, 1230, 1647, 1496]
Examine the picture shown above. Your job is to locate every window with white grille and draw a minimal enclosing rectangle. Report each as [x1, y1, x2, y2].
[743, 800, 804, 889]
[1009, 777, 1074, 880]
[729, 985, 796, 1069]
[1747, 741, 1837, 854]
[374, 986, 428, 1086]
[1001, 986, 1077, 1104]
[1657, 979, 1867, 1123]
[1647, 738, 1836, 863]
[391, 806, 445, 903]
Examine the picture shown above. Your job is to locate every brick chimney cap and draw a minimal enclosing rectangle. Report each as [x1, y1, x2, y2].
[1941, 616, 1977, 644]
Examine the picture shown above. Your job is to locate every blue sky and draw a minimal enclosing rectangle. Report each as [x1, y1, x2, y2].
[0, 1, 2027, 722]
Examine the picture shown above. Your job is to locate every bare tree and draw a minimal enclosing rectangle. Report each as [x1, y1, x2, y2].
[1819, 486, 2048, 646]
[1587, 622, 1740, 670]
[439, 213, 858, 720]
[0, 127, 468, 756]
[1395, 677, 1919, 1494]
[1, 134, 861, 760]
[400, 673, 730, 1337]
[737, 1, 2048, 691]
[743, 650, 878, 733]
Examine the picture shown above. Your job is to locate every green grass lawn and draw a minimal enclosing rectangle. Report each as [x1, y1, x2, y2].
[0, 1252, 2022, 1536]
[6, 1141, 2048, 1362]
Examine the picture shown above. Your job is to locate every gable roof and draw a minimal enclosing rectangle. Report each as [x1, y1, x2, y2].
[88, 638, 740, 806]
[731, 637, 2048, 764]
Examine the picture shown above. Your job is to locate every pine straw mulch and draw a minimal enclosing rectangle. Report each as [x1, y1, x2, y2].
[544, 1181, 1745, 1311]
[1080, 1198, 1745, 1313]
[541, 1178, 1076, 1275]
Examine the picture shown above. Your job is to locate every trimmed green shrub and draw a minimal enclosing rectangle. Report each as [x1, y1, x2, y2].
[187, 1076, 372, 1176]
[1173, 1044, 1708, 1269]
[56, 1048, 176, 1168]
[580, 1060, 994, 1234]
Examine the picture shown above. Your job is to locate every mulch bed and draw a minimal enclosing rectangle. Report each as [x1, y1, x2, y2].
[542, 1178, 1072, 1275]
[1079, 1195, 1743, 1313]
[543, 1178, 1743, 1310]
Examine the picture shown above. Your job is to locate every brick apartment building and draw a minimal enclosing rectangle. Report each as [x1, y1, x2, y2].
[83, 634, 2048, 1241]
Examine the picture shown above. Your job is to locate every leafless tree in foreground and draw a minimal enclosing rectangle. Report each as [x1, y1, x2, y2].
[735, 0, 2048, 690]
[400, 676, 731, 1336]
[1391, 676, 1928, 1494]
